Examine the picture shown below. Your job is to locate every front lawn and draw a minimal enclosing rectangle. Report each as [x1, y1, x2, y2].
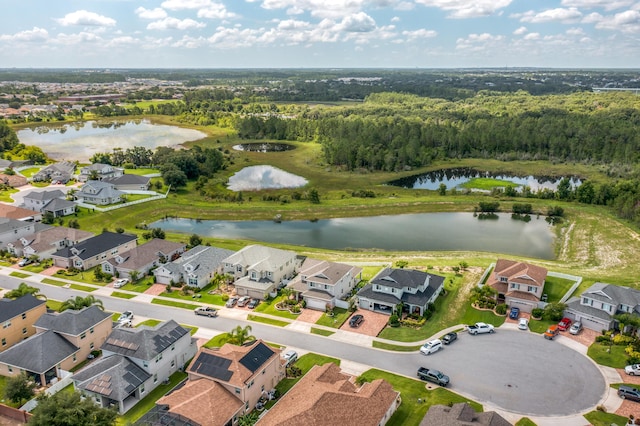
[515, 418, 537, 426]
[136, 319, 161, 328]
[9, 271, 30, 278]
[310, 327, 335, 337]
[159, 287, 226, 306]
[151, 298, 200, 311]
[41, 278, 96, 292]
[111, 291, 136, 299]
[247, 314, 289, 327]
[358, 369, 482, 426]
[46, 299, 63, 311]
[21, 261, 53, 273]
[587, 342, 628, 368]
[53, 266, 109, 286]
[121, 168, 159, 176]
[253, 295, 300, 320]
[527, 318, 556, 334]
[0, 188, 18, 202]
[120, 276, 156, 293]
[543, 275, 576, 303]
[372, 341, 421, 352]
[18, 167, 41, 177]
[583, 410, 628, 426]
[203, 333, 229, 348]
[315, 307, 351, 328]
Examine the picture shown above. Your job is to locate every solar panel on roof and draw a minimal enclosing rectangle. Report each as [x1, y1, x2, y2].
[192, 352, 233, 381]
[239, 343, 274, 373]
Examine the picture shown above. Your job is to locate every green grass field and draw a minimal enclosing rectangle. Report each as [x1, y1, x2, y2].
[460, 177, 519, 190]
[587, 342, 628, 368]
[247, 314, 289, 327]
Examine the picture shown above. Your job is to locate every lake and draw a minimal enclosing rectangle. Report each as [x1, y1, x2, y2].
[152, 212, 556, 259]
[227, 165, 308, 191]
[17, 119, 207, 161]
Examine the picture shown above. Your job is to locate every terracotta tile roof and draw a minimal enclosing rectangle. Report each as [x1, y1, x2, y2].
[505, 290, 541, 302]
[492, 259, 547, 287]
[0, 204, 39, 220]
[157, 378, 243, 426]
[420, 403, 512, 426]
[257, 363, 400, 426]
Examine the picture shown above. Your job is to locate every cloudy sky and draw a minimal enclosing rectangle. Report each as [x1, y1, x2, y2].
[1, 0, 639, 68]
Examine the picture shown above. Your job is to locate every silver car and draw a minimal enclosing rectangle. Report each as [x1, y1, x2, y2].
[569, 321, 583, 335]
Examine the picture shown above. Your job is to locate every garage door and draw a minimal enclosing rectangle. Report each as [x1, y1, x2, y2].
[305, 298, 326, 311]
[508, 299, 536, 313]
[578, 316, 608, 332]
[247, 289, 263, 300]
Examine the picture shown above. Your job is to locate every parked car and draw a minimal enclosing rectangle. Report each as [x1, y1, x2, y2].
[509, 307, 520, 320]
[194, 306, 218, 317]
[118, 311, 134, 323]
[349, 314, 364, 328]
[618, 385, 640, 402]
[544, 324, 560, 340]
[283, 350, 298, 366]
[625, 364, 640, 376]
[569, 321, 583, 335]
[113, 278, 129, 289]
[417, 367, 450, 387]
[557, 317, 572, 331]
[247, 299, 260, 309]
[225, 296, 239, 308]
[468, 322, 494, 335]
[518, 318, 529, 330]
[17, 258, 31, 267]
[237, 296, 251, 307]
[442, 332, 457, 345]
[420, 339, 443, 355]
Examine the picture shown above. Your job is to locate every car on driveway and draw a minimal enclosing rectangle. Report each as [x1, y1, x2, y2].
[569, 321, 583, 335]
[625, 364, 640, 376]
[442, 332, 457, 345]
[420, 339, 443, 355]
[247, 299, 260, 309]
[349, 314, 364, 328]
[17, 258, 31, 267]
[225, 296, 239, 308]
[113, 278, 129, 289]
[558, 317, 572, 331]
[509, 307, 520, 320]
[518, 318, 529, 330]
[237, 296, 251, 307]
[194, 306, 218, 317]
[544, 324, 560, 340]
[618, 385, 640, 402]
[118, 311, 134, 323]
[283, 350, 298, 366]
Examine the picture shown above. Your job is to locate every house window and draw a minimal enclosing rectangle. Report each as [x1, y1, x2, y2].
[235, 388, 241, 394]
[236, 265, 242, 272]
[261, 385, 265, 392]
[21, 313, 26, 320]
[1, 338, 6, 346]
[80, 332, 86, 339]
[527, 286, 535, 292]
[3, 321, 11, 328]
[171, 344, 175, 351]
[154, 374, 158, 383]
[90, 343, 94, 349]
[391, 288, 396, 293]
[22, 327, 27, 335]
[143, 361, 149, 368]
[171, 360, 175, 368]
[73, 354, 77, 362]
[7, 366, 12, 373]
[90, 327, 94, 334]
[500, 277, 507, 282]
[140, 384, 145, 394]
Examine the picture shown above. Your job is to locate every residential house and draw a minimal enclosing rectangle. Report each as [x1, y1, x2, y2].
[222, 245, 297, 299]
[76, 181, 124, 205]
[72, 320, 197, 414]
[258, 363, 400, 426]
[32, 161, 76, 183]
[287, 257, 362, 311]
[154, 245, 234, 288]
[357, 268, 445, 316]
[101, 238, 186, 279]
[0, 218, 50, 248]
[51, 231, 137, 269]
[159, 339, 283, 425]
[420, 403, 512, 426]
[0, 204, 41, 222]
[7, 226, 94, 259]
[0, 294, 47, 353]
[486, 259, 548, 313]
[34, 305, 112, 365]
[78, 163, 124, 182]
[103, 174, 151, 191]
[564, 282, 640, 332]
[0, 173, 27, 188]
[0, 159, 31, 170]
[22, 189, 66, 212]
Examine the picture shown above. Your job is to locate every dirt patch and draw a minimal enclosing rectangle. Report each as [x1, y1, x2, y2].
[295, 309, 323, 323]
[341, 310, 389, 337]
[439, 267, 483, 325]
[144, 284, 167, 296]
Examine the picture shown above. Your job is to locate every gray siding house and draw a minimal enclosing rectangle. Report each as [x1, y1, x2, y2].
[77, 181, 124, 205]
[154, 245, 234, 288]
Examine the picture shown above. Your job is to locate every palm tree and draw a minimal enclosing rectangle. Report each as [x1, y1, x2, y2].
[59, 295, 104, 312]
[227, 325, 255, 346]
[4, 283, 45, 300]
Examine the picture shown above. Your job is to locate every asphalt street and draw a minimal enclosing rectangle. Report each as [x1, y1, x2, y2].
[0, 274, 606, 417]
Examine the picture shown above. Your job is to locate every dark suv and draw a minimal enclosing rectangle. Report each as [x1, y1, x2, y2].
[349, 314, 364, 328]
[618, 385, 640, 402]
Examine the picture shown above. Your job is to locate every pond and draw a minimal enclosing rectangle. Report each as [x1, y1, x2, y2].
[152, 212, 556, 259]
[232, 143, 295, 152]
[227, 165, 308, 191]
[389, 167, 581, 192]
[17, 119, 207, 161]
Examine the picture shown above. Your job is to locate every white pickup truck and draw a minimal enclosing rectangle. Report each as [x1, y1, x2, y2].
[468, 322, 495, 335]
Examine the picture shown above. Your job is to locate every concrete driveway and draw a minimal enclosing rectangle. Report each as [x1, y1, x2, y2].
[341, 310, 389, 336]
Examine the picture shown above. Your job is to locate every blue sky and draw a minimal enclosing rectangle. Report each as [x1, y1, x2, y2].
[1, 0, 639, 68]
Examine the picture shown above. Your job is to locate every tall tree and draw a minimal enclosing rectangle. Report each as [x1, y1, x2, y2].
[28, 391, 117, 426]
[4, 283, 45, 300]
[4, 372, 36, 403]
[59, 295, 103, 312]
[227, 325, 255, 346]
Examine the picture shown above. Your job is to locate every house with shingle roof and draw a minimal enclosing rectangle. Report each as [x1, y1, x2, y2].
[42, 197, 77, 217]
[420, 402, 512, 426]
[22, 189, 67, 213]
[258, 362, 400, 426]
[564, 282, 640, 332]
[0, 218, 50, 248]
[51, 231, 137, 269]
[154, 245, 234, 288]
[7, 226, 94, 258]
[287, 257, 362, 311]
[103, 174, 150, 191]
[76, 180, 124, 205]
[32, 161, 76, 183]
[0, 204, 41, 222]
[486, 259, 547, 313]
[222, 244, 297, 299]
[73, 320, 196, 414]
[101, 238, 186, 279]
[78, 163, 123, 183]
[0, 294, 47, 353]
[357, 268, 445, 316]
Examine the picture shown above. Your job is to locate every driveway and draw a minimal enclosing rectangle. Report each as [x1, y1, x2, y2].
[341, 310, 389, 336]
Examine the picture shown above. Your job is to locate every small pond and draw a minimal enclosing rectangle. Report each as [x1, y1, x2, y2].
[152, 212, 556, 259]
[17, 119, 207, 161]
[232, 143, 295, 152]
[227, 165, 308, 191]
[389, 167, 581, 192]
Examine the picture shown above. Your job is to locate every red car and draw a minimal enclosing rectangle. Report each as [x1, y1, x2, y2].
[558, 317, 572, 331]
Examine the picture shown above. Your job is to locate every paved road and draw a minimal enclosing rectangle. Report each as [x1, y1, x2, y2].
[0, 275, 606, 416]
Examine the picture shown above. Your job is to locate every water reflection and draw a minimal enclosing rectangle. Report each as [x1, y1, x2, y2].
[227, 165, 308, 191]
[232, 143, 295, 152]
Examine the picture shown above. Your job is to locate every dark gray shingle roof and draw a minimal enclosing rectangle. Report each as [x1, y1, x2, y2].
[34, 305, 111, 336]
[371, 268, 429, 289]
[73, 355, 151, 401]
[101, 320, 188, 361]
[0, 294, 46, 323]
[0, 330, 78, 373]
[52, 231, 137, 261]
[103, 175, 150, 185]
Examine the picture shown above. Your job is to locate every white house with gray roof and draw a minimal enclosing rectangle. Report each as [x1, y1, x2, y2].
[103, 174, 150, 191]
[7, 226, 93, 259]
[76, 180, 124, 205]
[154, 245, 234, 288]
[564, 282, 640, 332]
[22, 189, 67, 213]
[32, 161, 76, 183]
[72, 320, 196, 414]
[101, 238, 186, 279]
[78, 163, 123, 182]
[0, 218, 50, 249]
[222, 244, 297, 299]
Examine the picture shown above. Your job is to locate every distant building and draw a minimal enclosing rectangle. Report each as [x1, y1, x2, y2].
[7, 226, 94, 259]
[76, 181, 124, 205]
[51, 231, 137, 269]
[154, 245, 234, 288]
[22, 189, 67, 213]
[0, 218, 50, 248]
[32, 161, 76, 183]
[421, 403, 512, 426]
[103, 174, 151, 191]
[78, 163, 124, 183]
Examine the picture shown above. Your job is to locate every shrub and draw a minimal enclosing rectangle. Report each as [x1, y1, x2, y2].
[495, 303, 508, 315]
[531, 308, 544, 319]
[595, 335, 612, 344]
[221, 294, 229, 301]
[613, 334, 636, 346]
[389, 314, 400, 327]
[290, 305, 300, 314]
[596, 405, 607, 412]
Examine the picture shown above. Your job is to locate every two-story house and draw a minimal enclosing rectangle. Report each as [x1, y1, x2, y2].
[78, 163, 124, 182]
[103, 174, 150, 191]
[222, 245, 297, 299]
[486, 259, 548, 313]
[51, 231, 137, 270]
[357, 268, 445, 316]
[101, 238, 186, 279]
[288, 257, 362, 311]
[32, 161, 76, 183]
[7, 226, 94, 259]
[72, 320, 196, 414]
[154, 245, 234, 289]
[155, 339, 283, 425]
[0, 218, 50, 249]
[0, 294, 47, 353]
[76, 181, 124, 205]
[564, 282, 640, 332]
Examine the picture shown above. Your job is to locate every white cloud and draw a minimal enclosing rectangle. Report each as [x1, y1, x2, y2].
[414, 0, 513, 19]
[514, 8, 583, 23]
[172, 35, 207, 48]
[337, 12, 376, 33]
[582, 12, 603, 23]
[513, 26, 527, 35]
[391, 16, 401, 22]
[252, 0, 410, 19]
[0, 27, 49, 42]
[277, 19, 311, 30]
[161, 0, 211, 10]
[523, 32, 540, 40]
[560, 0, 635, 11]
[402, 28, 437, 40]
[566, 27, 585, 35]
[197, 3, 238, 19]
[147, 18, 207, 30]
[53, 31, 104, 45]
[135, 7, 168, 20]
[56, 10, 116, 27]
[595, 9, 640, 33]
